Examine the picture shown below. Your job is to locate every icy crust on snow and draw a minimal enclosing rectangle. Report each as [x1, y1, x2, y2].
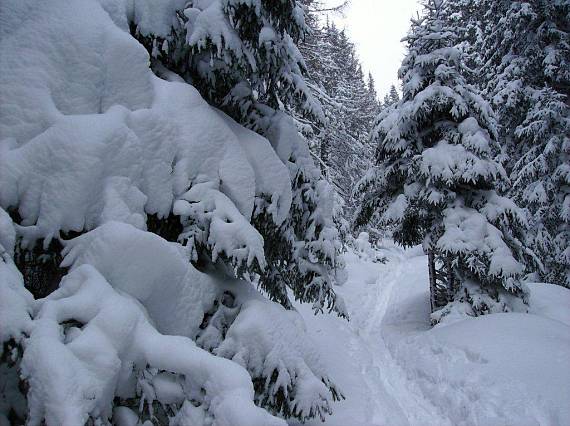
[0, 0, 291, 258]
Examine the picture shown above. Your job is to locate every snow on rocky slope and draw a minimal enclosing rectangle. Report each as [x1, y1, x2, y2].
[294, 238, 570, 426]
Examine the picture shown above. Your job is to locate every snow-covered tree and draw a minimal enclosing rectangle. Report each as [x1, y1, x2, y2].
[125, 0, 347, 314]
[475, 0, 570, 287]
[0, 0, 344, 423]
[510, 89, 570, 287]
[134, 0, 323, 130]
[355, 0, 532, 321]
[383, 84, 400, 109]
[367, 72, 380, 108]
[298, 18, 379, 215]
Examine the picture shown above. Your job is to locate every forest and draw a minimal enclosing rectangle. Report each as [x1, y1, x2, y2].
[0, 0, 568, 425]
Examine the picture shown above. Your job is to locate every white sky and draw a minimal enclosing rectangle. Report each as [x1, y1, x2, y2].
[325, 0, 421, 99]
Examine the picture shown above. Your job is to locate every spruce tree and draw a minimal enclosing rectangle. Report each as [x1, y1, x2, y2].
[297, 16, 379, 216]
[476, 0, 570, 287]
[128, 0, 347, 314]
[382, 84, 400, 109]
[355, 0, 532, 321]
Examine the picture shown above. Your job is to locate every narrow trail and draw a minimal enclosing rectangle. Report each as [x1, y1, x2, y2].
[355, 248, 452, 426]
[297, 245, 570, 426]
[296, 246, 453, 426]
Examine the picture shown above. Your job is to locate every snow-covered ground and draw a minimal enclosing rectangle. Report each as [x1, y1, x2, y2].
[293, 241, 570, 426]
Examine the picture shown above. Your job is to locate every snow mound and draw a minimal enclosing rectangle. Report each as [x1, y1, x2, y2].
[396, 313, 570, 426]
[527, 282, 570, 326]
[21, 264, 284, 426]
[61, 221, 219, 339]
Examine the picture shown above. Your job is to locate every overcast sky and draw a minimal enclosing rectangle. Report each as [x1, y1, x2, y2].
[325, 0, 421, 99]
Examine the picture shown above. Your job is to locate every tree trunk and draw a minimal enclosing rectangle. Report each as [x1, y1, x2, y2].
[427, 249, 437, 313]
[445, 256, 455, 305]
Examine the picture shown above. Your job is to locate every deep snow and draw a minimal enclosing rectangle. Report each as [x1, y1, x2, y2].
[293, 240, 570, 426]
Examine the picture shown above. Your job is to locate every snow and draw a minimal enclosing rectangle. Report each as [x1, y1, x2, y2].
[293, 243, 570, 426]
[21, 263, 284, 426]
[0, 0, 347, 422]
[0, 0, 292, 255]
[421, 140, 502, 185]
[217, 296, 339, 422]
[2, 0, 568, 424]
[527, 282, 570, 326]
[0, 257, 33, 346]
[438, 204, 525, 279]
[0, 209, 15, 258]
[60, 222, 218, 339]
[2, 219, 338, 424]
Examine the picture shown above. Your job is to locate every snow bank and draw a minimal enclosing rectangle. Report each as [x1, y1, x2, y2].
[395, 313, 570, 426]
[297, 245, 570, 426]
[527, 282, 570, 326]
[380, 248, 570, 426]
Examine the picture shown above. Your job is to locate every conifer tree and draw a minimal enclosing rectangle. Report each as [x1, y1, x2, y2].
[128, 0, 347, 313]
[476, 0, 570, 287]
[382, 84, 400, 109]
[355, 0, 532, 321]
[297, 14, 379, 215]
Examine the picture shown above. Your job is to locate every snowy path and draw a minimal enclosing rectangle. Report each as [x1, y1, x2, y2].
[293, 245, 451, 426]
[355, 249, 451, 426]
[294, 243, 570, 426]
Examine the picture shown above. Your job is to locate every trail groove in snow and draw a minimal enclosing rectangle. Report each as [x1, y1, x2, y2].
[294, 246, 452, 426]
[296, 244, 570, 426]
[357, 248, 452, 426]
